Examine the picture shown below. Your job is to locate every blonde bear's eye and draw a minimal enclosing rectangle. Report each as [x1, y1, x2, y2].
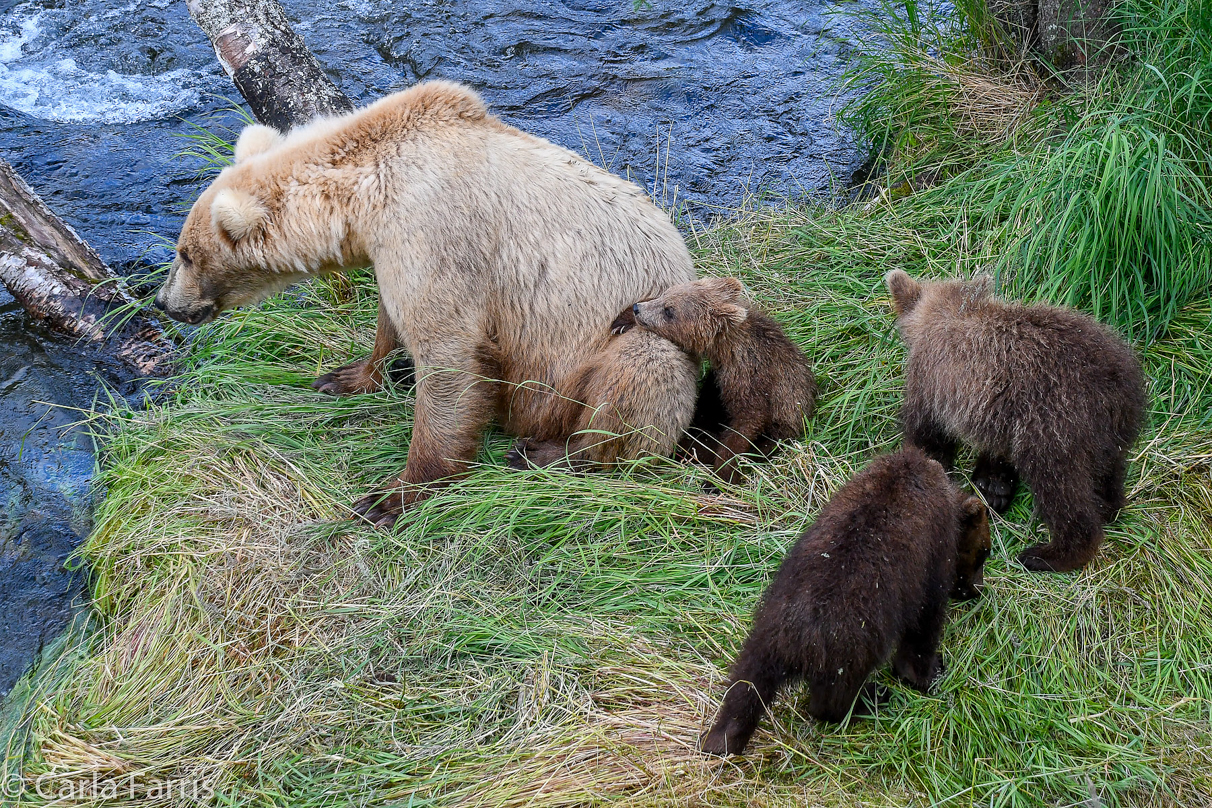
[663, 306, 674, 319]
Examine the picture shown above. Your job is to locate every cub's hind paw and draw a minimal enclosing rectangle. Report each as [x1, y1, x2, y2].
[972, 454, 1018, 514]
[975, 476, 1015, 514]
[700, 717, 754, 757]
[1017, 543, 1088, 573]
[893, 652, 945, 692]
[700, 727, 734, 757]
[852, 681, 893, 717]
[505, 439, 570, 470]
[505, 439, 537, 470]
[1018, 548, 1057, 572]
[385, 355, 417, 387]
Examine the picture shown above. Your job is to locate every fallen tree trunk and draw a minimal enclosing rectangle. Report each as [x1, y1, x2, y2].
[185, 0, 353, 130]
[0, 160, 171, 375]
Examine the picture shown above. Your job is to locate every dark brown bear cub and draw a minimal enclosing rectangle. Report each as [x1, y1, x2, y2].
[612, 277, 817, 482]
[885, 270, 1146, 573]
[701, 447, 990, 756]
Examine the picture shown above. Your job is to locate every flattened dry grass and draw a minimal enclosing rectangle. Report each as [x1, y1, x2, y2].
[1, 188, 1210, 807]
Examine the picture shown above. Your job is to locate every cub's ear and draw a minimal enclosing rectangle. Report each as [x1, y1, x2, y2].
[968, 274, 995, 299]
[233, 124, 283, 163]
[715, 302, 748, 327]
[885, 269, 922, 316]
[700, 276, 746, 303]
[959, 495, 988, 523]
[211, 188, 268, 243]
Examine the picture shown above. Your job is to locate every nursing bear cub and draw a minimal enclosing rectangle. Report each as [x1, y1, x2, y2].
[701, 448, 991, 756]
[885, 270, 1146, 573]
[604, 277, 817, 481]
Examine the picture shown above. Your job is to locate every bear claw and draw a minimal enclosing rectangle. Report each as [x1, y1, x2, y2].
[609, 307, 637, 335]
[352, 491, 402, 529]
[313, 359, 379, 396]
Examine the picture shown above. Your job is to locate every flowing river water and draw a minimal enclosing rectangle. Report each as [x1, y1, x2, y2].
[0, 0, 875, 696]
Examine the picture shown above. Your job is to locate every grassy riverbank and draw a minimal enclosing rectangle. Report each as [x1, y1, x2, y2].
[3, 0, 1211, 805]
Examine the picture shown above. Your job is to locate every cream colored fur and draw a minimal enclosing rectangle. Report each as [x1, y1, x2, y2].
[156, 81, 698, 516]
[210, 188, 269, 242]
[233, 124, 284, 163]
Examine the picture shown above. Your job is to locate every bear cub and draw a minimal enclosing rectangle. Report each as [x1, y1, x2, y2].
[701, 447, 991, 756]
[611, 277, 817, 482]
[885, 270, 1146, 573]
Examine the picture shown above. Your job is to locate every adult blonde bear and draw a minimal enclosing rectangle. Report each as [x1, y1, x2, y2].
[154, 81, 698, 527]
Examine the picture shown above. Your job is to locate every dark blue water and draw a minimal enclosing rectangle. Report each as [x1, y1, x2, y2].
[0, 285, 137, 695]
[0, 0, 875, 696]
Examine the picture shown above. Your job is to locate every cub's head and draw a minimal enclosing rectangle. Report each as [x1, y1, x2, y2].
[952, 494, 991, 601]
[884, 270, 994, 344]
[633, 277, 748, 355]
[154, 123, 306, 325]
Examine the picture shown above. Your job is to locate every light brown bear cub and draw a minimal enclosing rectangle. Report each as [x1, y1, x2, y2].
[503, 328, 699, 470]
[885, 270, 1146, 573]
[608, 277, 817, 482]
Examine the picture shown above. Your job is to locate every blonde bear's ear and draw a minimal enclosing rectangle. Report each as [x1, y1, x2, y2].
[211, 188, 268, 243]
[885, 269, 922, 316]
[233, 124, 282, 164]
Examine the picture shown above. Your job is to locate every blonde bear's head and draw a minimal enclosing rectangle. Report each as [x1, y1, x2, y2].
[155, 81, 493, 326]
[154, 122, 310, 325]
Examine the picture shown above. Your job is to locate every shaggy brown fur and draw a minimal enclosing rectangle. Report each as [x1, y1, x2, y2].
[154, 81, 699, 526]
[609, 277, 817, 482]
[701, 448, 991, 756]
[885, 270, 1146, 573]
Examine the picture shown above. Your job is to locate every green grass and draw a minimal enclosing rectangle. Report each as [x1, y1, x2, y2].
[840, 0, 1212, 341]
[3, 1, 1212, 805]
[2, 196, 1209, 807]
